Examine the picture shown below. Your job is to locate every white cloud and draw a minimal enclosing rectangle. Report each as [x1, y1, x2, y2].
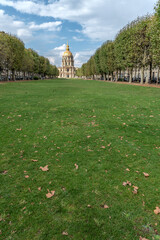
[0, 0, 156, 41]
[73, 36, 84, 42]
[54, 44, 66, 51]
[29, 21, 62, 31]
[0, 9, 32, 41]
[74, 50, 96, 67]
[47, 57, 55, 65]
[0, 8, 62, 42]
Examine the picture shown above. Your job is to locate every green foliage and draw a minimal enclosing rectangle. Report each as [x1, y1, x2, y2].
[78, 4, 160, 82]
[0, 32, 59, 80]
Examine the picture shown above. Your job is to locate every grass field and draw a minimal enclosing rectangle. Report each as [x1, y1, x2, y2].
[0, 79, 160, 240]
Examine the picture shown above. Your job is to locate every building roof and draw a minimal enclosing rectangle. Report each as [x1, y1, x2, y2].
[63, 42, 73, 57]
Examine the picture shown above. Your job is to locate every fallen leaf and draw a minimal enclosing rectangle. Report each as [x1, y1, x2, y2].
[132, 189, 138, 195]
[126, 168, 130, 172]
[62, 232, 68, 236]
[32, 159, 38, 162]
[143, 172, 149, 177]
[2, 170, 8, 175]
[40, 165, 49, 171]
[154, 207, 160, 215]
[38, 187, 41, 191]
[132, 186, 139, 190]
[101, 146, 106, 149]
[123, 181, 132, 187]
[87, 205, 91, 208]
[103, 205, 109, 209]
[127, 181, 132, 186]
[87, 136, 91, 138]
[46, 190, 55, 198]
[75, 164, 78, 170]
[25, 175, 29, 178]
[87, 149, 93, 152]
[139, 237, 149, 240]
[16, 128, 22, 131]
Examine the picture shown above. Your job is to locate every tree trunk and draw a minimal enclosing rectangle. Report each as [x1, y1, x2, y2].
[6, 69, 9, 81]
[149, 62, 152, 83]
[140, 67, 144, 84]
[111, 73, 113, 82]
[115, 71, 118, 82]
[129, 70, 132, 83]
[103, 73, 106, 81]
[157, 67, 159, 85]
[12, 69, 15, 81]
[145, 68, 150, 84]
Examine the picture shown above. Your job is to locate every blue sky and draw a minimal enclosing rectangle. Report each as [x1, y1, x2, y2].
[0, 0, 157, 67]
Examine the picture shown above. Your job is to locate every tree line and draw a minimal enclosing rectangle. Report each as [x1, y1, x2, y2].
[0, 31, 59, 81]
[77, 1, 160, 84]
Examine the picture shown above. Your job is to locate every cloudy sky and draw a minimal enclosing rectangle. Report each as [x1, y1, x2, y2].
[0, 0, 157, 67]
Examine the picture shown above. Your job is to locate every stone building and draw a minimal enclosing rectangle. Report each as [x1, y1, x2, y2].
[58, 42, 75, 78]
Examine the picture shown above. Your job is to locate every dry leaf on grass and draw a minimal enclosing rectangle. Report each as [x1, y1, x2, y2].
[62, 232, 68, 236]
[87, 136, 91, 138]
[25, 175, 29, 178]
[16, 128, 22, 131]
[154, 207, 160, 215]
[139, 237, 149, 240]
[101, 146, 106, 149]
[126, 168, 130, 172]
[143, 172, 149, 177]
[32, 159, 38, 162]
[75, 164, 78, 170]
[46, 190, 55, 198]
[40, 165, 49, 171]
[38, 187, 41, 191]
[132, 189, 138, 195]
[103, 205, 109, 209]
[132, 186, 138, 190]
[132, 186, 138, 194]
[123, 181, 132, 187]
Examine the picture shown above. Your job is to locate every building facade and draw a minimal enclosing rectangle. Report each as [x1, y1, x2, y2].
[58, 42, 75, 78]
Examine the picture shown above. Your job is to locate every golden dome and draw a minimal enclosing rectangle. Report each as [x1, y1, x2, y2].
[63, 42, 73, 57]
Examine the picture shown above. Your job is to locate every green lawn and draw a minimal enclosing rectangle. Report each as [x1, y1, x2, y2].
[0, 79, 160, 240]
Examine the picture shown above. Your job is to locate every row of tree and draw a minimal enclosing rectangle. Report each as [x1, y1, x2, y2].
[77, 1, 160, 84]
[0, 31, 59, 81]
